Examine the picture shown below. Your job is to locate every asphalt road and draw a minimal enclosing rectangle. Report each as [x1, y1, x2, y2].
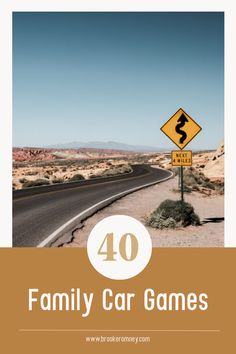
[13, 165, 172, 247]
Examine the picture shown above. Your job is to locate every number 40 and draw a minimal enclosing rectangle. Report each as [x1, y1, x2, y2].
[97, 233, 138, 261]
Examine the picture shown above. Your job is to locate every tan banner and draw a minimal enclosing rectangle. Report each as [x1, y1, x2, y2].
[0, 249, 235, 353]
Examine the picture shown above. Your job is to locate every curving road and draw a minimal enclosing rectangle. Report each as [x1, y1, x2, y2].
[13, 165, 172, 247]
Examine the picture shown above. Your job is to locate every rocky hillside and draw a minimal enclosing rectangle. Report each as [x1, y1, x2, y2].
[13, 148, 57, 162]
[203, 141, 224, 181]
[12, 147, 135, 162]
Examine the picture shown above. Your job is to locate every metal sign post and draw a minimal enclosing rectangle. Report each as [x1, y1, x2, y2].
[160, 108, 202, 203]
[180, 165, 184, 202]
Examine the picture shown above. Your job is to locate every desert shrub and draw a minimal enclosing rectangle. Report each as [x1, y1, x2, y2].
[180, 168, 221, 193]
[27, 170, 39, 176]
[172, 185, 197, 194]
[217, 186, 224, 195]
[69, 174, 85, 182]
[183, 185, 192, 193]
[22, 179, 50, 188]
[184, 175, 196, 186]
[146, 199, 200, 229]
[172, 168, 179, 176]
[44, 174, 50, 179]
[89, 174, 97, 179]
[89, 164, 132, 179]
[61, 167, 67, 172]
[121, 165, 132, 173]
[192, 184, 202, 192]
[52, 178, 64, 184]
[211, 180, 224, 194]
[19, 178, 27, 183]
[45, 170, 53, 175]
[202, 181, 215, 190]
[101, 164, 132, 177]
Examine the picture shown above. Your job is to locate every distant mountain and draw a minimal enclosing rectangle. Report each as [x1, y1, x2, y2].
[46, 141, 167, 152]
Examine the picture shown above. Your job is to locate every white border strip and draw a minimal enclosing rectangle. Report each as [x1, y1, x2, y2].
[37, 170, 173, 247]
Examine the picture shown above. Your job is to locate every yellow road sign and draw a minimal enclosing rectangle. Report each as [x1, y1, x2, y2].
[161, 108, 202, 149]
[171, 150, 192, 166]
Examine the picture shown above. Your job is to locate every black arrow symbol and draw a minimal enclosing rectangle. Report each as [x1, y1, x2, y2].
[175, 113, 189, 144]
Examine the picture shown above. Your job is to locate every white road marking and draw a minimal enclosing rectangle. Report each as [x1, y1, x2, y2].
[37, 169, 173, 247]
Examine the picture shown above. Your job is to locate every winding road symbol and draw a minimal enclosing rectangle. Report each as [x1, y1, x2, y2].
[160, 108, 202, 150]
[175, 113, 189, 144]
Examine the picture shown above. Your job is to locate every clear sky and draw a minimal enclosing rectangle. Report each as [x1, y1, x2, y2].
[13, 12, 224, 149]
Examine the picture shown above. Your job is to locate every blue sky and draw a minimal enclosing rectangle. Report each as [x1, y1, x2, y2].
[13, 12, 224, 149]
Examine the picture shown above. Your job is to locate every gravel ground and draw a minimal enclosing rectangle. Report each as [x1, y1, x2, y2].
[63, 177, 224, 248]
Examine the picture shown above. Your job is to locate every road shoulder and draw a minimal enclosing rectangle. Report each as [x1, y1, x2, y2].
[62, 177, 224, 248]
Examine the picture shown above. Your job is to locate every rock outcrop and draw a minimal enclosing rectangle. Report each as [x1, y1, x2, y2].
[203, 141, 224, 181]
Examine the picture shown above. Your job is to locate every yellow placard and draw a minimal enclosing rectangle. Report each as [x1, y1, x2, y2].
[171, 150, 192, 166]
[161, 108, 202, 149]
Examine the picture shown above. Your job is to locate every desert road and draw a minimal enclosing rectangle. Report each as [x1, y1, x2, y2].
[13, 165, 172, 247]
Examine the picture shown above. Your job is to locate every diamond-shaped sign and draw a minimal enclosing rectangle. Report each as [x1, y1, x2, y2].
[161, 108, 202, 149]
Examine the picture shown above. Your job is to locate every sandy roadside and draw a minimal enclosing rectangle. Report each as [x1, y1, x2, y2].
[63, 176, 224, 248]
[13, 159, 129, 189]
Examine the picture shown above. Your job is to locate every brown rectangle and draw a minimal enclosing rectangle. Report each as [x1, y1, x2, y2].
[0, 248, 235, 353]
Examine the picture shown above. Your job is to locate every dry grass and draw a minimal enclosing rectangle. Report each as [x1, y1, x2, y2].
[13, 159, 133, 189]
